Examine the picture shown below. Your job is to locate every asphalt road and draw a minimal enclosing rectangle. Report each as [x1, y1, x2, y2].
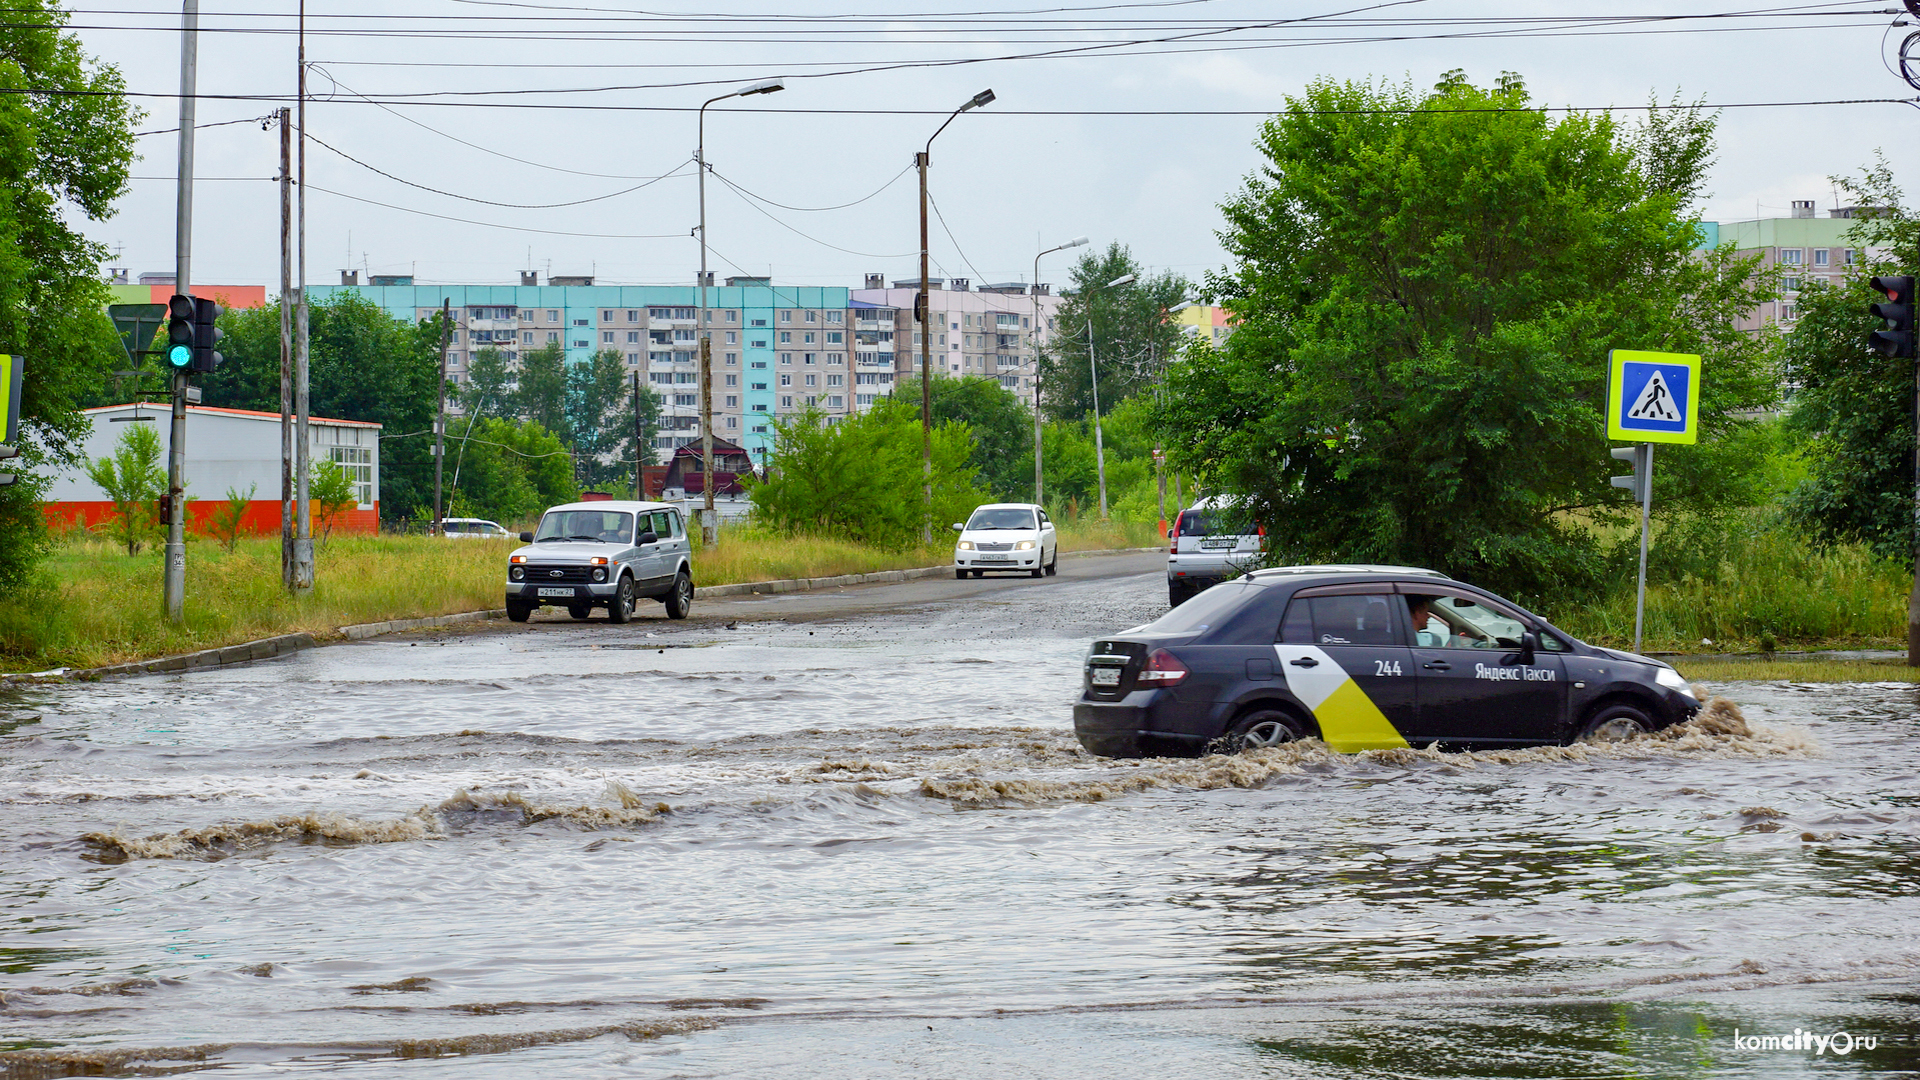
[521, 548, 1167, 625]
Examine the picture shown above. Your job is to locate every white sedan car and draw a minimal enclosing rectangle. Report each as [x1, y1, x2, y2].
[952, 503, 1057, 578]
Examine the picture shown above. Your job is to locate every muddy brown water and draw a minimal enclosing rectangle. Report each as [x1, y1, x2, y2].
[1, 569, 1916, 1077]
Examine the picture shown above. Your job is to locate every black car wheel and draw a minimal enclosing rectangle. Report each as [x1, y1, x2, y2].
[608, 574, 636, 624]
[955, 569, 966, 580]
[664, 571, 693, 620]
[1217, 709, 1309, 754]
[1168, 580, 1192, 608]
[567, 603, 592, 620]
[1045, 550, 1057, 576]
[1577, 702, 1653, 744]
[505, 599, 534, 623]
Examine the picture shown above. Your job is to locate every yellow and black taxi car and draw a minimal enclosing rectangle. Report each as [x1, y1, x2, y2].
[1075, 566, 1700, 757]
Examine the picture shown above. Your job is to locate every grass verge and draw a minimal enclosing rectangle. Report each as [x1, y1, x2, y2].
[1670, 656, 1920, 684]
[1, 520, 1162, 672]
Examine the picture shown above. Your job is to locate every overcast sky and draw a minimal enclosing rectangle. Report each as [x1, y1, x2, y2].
[67, 0, 1920, 294]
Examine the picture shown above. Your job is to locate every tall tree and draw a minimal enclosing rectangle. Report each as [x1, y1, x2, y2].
[1164, 72, 1779, 596]
[460, 346, 516, 421]
[1039, 243, 1190, 421]
[566, 348, 629, 490]
[514, 342, 569, 441]
[1780, 158, 1918, 566]
[0, 0, 139, 587]
[897, 375, 1034, 500]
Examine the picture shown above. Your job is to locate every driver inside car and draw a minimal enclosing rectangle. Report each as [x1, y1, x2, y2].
[1406, 595, 1494, 649]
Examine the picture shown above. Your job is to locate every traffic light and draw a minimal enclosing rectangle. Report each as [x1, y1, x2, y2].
[165, 294, 195, 369]
[190, 297, 223, 372]
[1610, 444, 1650, 502]
[1868, 275, 1915, 359]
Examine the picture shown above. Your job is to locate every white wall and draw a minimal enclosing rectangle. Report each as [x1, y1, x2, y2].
[48, 405, 381, 507]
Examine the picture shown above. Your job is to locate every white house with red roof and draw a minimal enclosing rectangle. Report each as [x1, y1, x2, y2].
[46, 404, 382, 536]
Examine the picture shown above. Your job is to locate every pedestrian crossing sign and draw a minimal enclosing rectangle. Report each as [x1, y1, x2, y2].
[1608, 349, 1699, 444]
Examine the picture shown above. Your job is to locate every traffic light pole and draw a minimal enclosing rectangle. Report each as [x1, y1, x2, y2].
[1868, 272, 1918, 665]
[1634, 444, 1653, 655]
[165, 0, 199, 623]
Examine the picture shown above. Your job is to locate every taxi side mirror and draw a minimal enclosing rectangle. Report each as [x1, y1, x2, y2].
[1503, 631, 1538, 667]
[638, 530, 659, 545]
[519, 531, 534, 543]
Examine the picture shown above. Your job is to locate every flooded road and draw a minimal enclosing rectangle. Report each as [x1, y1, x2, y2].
[2, 558, 1916, 1077]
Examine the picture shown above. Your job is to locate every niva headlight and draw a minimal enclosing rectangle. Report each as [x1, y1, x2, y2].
[509, 566, 524, 581]
[591, 567, 608, 583]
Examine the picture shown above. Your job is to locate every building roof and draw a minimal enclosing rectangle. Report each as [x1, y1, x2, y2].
[84, 403, 383, 429]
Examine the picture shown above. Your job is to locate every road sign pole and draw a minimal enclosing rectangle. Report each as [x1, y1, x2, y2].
[1634, 443, 1652, 655]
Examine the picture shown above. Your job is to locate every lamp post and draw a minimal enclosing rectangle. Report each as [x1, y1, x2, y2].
[917, 88, 994, 543]
[1085, 271, 1135, 519]
[1160, 299, 1197, 534]
[1031, 235, 1087, 506]
[697, 77, 783, 547]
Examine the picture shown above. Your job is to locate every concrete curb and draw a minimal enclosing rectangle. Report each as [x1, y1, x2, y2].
[52, 633, 320, 681]
[692, 545, 1163, 599]
[337, 608, 510, 640]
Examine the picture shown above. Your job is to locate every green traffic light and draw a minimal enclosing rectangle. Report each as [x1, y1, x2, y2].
[167, 343, 193, 367]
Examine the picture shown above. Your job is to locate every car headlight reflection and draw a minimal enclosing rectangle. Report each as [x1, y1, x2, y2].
[1015, 540, 1035, 550]
[1654, 666, 1695, 698]
[956, 541, 975, 551]
[509, 566, 524, 581]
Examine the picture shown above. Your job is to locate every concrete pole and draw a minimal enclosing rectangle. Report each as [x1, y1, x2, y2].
[434, 299, 449, 532]
[917, 150, 931, 544]
[278, 107, 293, 590]
[164, 0, 197, 622]
[697, 106, 715, 547]
[293, 1, 313, 589]
[1032, 251, 1044, 507]
[632, 369, 644, 500]
[1087, 315, 1108, 519]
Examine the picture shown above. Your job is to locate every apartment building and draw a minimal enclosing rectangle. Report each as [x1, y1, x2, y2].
[851, 274, 1065, 402]
[1171, 304, 1235, 346]
[310, 275, 857, 462]
[1700, 200, 1888, 331]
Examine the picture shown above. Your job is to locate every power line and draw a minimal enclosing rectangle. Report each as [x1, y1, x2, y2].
[303, 183, 690, 238]
[709, 163, 913, 213]
[709, 171, 921, 258]
[305, 127, 694, 208]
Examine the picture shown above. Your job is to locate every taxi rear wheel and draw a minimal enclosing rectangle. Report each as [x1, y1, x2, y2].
[1577, 703, 1653, 744]
[1219, 709, 1308, 754]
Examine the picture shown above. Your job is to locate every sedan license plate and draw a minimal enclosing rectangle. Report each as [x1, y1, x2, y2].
[978, 555, 1013, 563]
[1091, 667, 1122, 686]
[536, 587, 576, 597]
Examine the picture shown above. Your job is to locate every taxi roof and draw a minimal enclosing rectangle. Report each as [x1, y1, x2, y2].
[1244, 563, 1445, 581]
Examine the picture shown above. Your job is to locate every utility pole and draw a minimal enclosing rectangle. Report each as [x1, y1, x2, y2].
[278, 106, 294, 590]
[292, 0, 313, 590]
[917, 149, 932, 544]
[164, 0, 198, 622]
[1030, 236, 1086, 506]
[434, 299, 449, 533]
[632, 370, 645, 500]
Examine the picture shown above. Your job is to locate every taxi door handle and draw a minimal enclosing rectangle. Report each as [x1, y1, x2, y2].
[1422, 660, 1451, 671]
[1288, 657, 1318, 668]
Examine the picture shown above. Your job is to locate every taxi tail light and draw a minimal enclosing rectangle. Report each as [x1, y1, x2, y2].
[1137, 649, 1188, 685]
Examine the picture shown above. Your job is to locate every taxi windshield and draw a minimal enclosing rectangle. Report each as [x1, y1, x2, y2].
[967, 508, 1036, 531]
[534, 510, 633, 544]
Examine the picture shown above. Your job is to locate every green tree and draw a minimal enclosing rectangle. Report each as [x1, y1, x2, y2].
[566, 348, 631, 490]
[896, 375, 1035, 500]
[206, 483, 255, 553]
[514, 342, 569, 440]
[1039, 243, 1190, 421]
[1780, 158, 1917, 566]
[84, 422, 164, 555]
[1164, 72, 1780, 596]
[749, 398, 981, 549]
[309, 459, 357, 543]
[446, 418, 577, 524]
[460, 346, 516, 420]
[201, 294, 443, 529]
[0, 0, 140, 586]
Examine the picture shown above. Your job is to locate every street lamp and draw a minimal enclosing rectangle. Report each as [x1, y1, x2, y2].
[697, 76, 783, 547]
[916, 88, 994, 543]
[1031, 235, 1088, 506]
[1086, 271, 1135, 519]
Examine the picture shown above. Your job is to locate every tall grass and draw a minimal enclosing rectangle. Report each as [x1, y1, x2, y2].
[1548, 524, 1907, 653]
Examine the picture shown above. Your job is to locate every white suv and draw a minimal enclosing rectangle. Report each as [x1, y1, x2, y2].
[1166, 496, 1263, 606]
[505, 501, 694, 623]
[952, 503, 1057, 578]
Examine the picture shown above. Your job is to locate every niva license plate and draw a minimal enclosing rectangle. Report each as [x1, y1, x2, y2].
[537, 587, 576, 597]
[1091, 667, 1122, 686]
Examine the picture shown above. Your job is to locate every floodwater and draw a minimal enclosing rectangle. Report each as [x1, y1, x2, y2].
[2, 569, 1916, 1077]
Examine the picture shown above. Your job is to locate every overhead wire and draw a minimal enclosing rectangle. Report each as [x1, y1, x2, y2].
[709, 163, 912, 213]
[304, 127, 694, 208]
[708, 169, 920, 259]
[302, 183, 689, 238]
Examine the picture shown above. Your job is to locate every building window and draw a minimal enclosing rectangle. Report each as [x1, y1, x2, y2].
[602, 331, 615, 343]
[725, 374, 738, 386]
[1844, 248, 1859, 265]
[779, 352, 793, 365]
[781, 395, 793, 408]
[726, 416, 738, 429]
[1784, 277, 1802, 292]
[725, 353, 738, 365]
[573, 340, 590, 349]
[627, 352, 639, 365]
[724, 395, 738, 407]
[726, 310, 738, 323]
[780, 310, 792, 323]
[522, 331, 534, 345]
[1781, 304, 1800, 321]
[829, 352, 845, 365]
[328, 445, 375, 507]
[803, 353, 816, 365]
[518, 310, 533, 321]
[827, 311, 843, 324]
[826, 331, 842, 344]
[547, 310, 559, 322]
[804, 310, 816, 323]
[780, 373, 792, 386]
[1781, 248, 1804, 265]
[803, 332, 815, 344]
[828, 395, 843, 407]
[726, 331, 738, 344]
[779, 331, 792, 344]
[546, 331, 559, 343]
[751, 382, 768, 391]
[827, 373, 843, 386]
[626, 331, 640, 343]
[804, 373, 817, 387]
[1813, 249, 1830, 267]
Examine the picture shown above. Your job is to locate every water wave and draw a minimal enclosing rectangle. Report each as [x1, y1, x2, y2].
[83, 810, 437, 861]
[436, 780, 669, 828]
